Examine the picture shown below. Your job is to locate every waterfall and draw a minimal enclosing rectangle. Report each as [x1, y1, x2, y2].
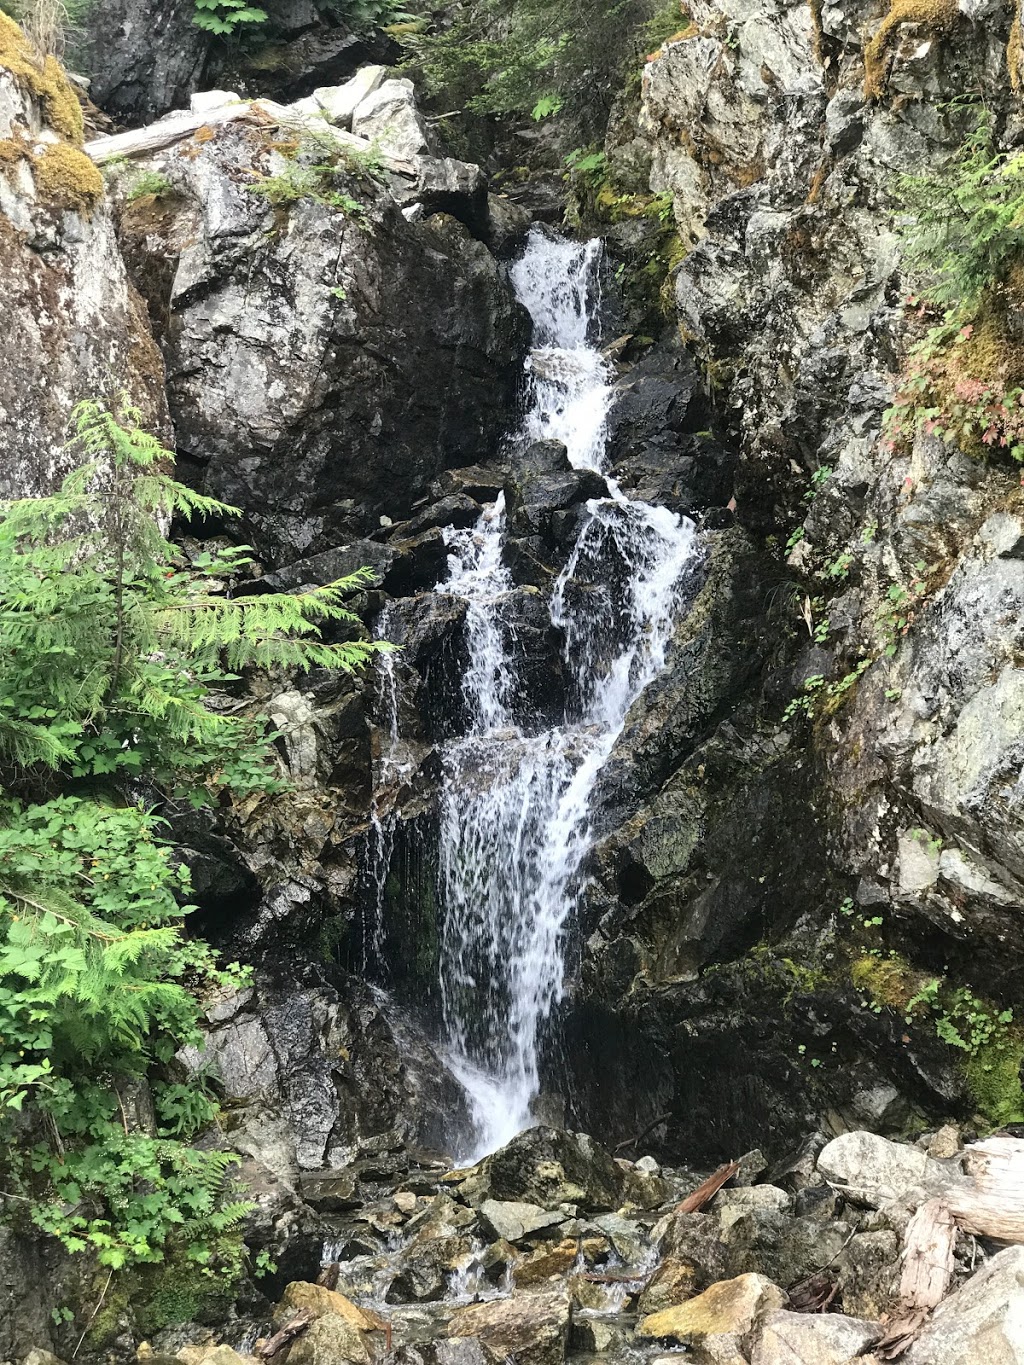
[372, 228, 698, 1160]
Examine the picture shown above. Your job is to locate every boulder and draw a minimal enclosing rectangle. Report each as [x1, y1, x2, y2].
[515, 1239, 581, 1287]
[78, 0, 209, 123]
[113, 121, 528, 566]
[751, 1311, 879, 1365]
[816, 1132, 965, 1208]
[478, 1199, 565, 1242]
[297, 1168, 359, 1212]
[190, 90, 238, 114]
[638, 1274, 788, 1363]
[903, 1246, 1024, 1363]
[834, 1231, 901, 1320]
[714, 1185, 792, 1229]
[314, 67, 386, 128]
[457, 1127, 623, 1212]
[285, 1313, 374, 1365]
[386, 1234, 475, 1303]
[0, 13, 169, 502]
[351, 78, 432, 160]
[446, 1289, 570, 1365]
[272, 1281, 378, 1331]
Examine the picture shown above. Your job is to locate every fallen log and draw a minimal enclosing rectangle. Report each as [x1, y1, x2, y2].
[84, 102, 255, 163]
[84, 100, 417, 178]
[257, 1308, 314, 1360]
[948, 1135, 1024, 1241]
[676, 1160, 740, 1214]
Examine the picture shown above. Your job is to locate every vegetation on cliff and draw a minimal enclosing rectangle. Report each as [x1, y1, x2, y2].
[0, 402, 381, 1275]
[885, 110, 1024, 461]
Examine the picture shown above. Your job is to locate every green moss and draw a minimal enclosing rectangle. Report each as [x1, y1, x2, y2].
[863, 0, 959, 100]
[32, 142, 104, 213]
[0, 12, 84, 144]
[82, 1237, 246, 1350]
[963, 1029, 1024, 1128]
[850, 952, 918, 1009]
[1010, 12, 1022, 91]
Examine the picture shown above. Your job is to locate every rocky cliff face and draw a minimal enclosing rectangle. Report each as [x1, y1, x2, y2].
[558, 0, 1024, 1160]
[0, 12, 168, 495]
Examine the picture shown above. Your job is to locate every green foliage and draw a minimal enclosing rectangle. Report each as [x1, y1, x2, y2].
[0, 400, 384, 1277]
[251, 159, 365, 217]
[886, 110, 1024, 461]
[897, 109, 1024, 311]
[883, 310, 1024, 461]
[191, 0, 405, 38]
[401, 0, 657, 122]
[251, 128, 378, 220]
[125, 170, 173, 203]
[193, 0, 267, 35]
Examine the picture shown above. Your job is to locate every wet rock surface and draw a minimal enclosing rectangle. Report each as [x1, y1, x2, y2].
[45, 1123, 1022, 1365]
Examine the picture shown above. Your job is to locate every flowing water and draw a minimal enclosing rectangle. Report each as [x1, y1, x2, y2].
[371, 228, 697, 1160]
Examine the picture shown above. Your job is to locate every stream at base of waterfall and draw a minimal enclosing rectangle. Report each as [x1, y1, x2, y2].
[370, 227, 697, 1161]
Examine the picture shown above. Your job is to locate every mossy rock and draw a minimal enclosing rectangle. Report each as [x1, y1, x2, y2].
[863, 0, 960, 99]
[31, 142, 104, 214]
[0, 12, 84, 143]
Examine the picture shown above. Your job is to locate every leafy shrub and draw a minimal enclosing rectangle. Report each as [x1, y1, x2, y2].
[896, 111, 1024, 310]
[193, 0, 268, 35]
[192, 0, 405, 38]
[0, 400, 384, 1275]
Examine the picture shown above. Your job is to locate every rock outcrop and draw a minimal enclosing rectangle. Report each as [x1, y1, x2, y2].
[104, 88, 528, 566]
[0, 12, 168, 496]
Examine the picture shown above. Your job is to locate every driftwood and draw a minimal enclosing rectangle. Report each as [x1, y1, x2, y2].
[949, 1135, 1024, 1240]
[872, 1136, 1024, 1359]
[84, 102, 257, 163]
[899, 1199, 957, 1310]
[257, 1308, 314, 1360]
[676, 1160, 740, 1214]
[84, 100, 417, 177]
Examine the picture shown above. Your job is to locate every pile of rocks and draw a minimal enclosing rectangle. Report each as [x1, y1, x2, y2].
[116, 1125, 1024, 1365]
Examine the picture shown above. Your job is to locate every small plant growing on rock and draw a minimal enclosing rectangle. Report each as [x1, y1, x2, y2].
[125, 169, 173, 203]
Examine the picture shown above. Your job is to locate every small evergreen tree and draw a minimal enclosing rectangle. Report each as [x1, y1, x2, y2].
[0, 400, 384, 1276]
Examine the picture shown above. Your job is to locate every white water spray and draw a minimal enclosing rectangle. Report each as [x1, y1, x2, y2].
[428, 228, 697, 1158]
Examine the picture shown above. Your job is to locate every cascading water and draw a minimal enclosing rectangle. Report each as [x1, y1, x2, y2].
[372, 228, 697, 1160]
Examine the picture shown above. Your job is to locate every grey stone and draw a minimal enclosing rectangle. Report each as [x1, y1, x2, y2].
[751, 1311, 879, 1365]
[189, 89, 238, 114]
[314, 67, 386, 128]
[904, 1246, 1024, 1364]
[114, 123, 528, 566]
[817, 1132, 966, 1207]
[351, 78, 431, 161]
[479, 1199, 565, 1242]
[447, 1289, 570, 1365]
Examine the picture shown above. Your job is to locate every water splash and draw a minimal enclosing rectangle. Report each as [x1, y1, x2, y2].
[432, 227, 697, 1158]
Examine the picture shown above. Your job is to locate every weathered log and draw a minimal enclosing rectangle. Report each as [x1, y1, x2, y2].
[948, 1135, 1024, 1241]
[84, 100, 417, 177]
[84, 102, 255, 163]
[899, 1198, 956, 1310]
[677, 1160, 740, 1214]
[257, 1308, 314, 1359]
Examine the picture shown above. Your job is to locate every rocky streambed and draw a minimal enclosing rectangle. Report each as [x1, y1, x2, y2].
[118, 1123, 1024, 1365]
